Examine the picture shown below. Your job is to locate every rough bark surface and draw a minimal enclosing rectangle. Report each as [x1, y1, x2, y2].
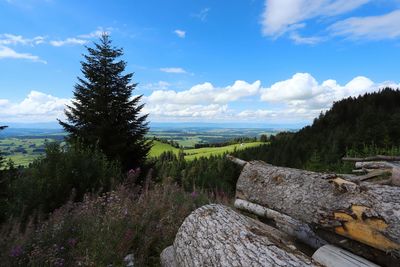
[160, 246, 177, 267]
[234, 199, 327, 249]
[235, 160, 400, 257]
[169, 204, 320, 267]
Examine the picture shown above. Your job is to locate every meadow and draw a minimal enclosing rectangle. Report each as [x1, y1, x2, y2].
[148, 140, 264, 160]
[0, 137, 55, 166]
[1, 127, 274, 166]
[147, 127, 276, 148]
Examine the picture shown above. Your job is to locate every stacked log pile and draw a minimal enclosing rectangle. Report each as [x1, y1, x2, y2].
[161, 156, 400, 266]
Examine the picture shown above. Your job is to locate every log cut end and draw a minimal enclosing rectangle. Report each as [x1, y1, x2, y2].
[333, 205, 400, 252]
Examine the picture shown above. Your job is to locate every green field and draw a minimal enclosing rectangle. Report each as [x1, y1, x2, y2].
[149, 140, 264, 160]
[148, 141, 180, 157]
[1, 127, 275, 166]
[147, 128, 276, 148]
[0, 137, 55, 167]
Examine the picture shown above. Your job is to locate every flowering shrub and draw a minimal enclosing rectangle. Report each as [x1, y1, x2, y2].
[0, 183, 228, 266]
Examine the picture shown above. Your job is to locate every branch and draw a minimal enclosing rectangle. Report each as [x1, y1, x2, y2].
[234, 199, 327, 249]
[226, 155, 247, 167]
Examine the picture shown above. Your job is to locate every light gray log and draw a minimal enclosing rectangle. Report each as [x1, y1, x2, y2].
[235, 160, 400, 258]
[343, 155, 400, 162]
[355, 161, 396, 169]
[226, 154, 247, 167]
[160, 246, 177, 267]
[234, 199, 327, 249]
[312, 245, 379, 267]
[169, 204, 321, 267]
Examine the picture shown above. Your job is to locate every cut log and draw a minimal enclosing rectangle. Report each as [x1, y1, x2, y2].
[234, 159, 400, 259]
[234, 198, 327, 249]
[312, 245, 379, 267]
[355, 161, 396, 169]
[160, 246, 177, 267]
[162, 204, 321, 267]
[343, 155, 400, 162]
[235, 199, 397, 266]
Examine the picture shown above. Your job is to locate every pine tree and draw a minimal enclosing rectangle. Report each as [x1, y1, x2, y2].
[59, 34, 151, 170]
[0, 126, 7, 168]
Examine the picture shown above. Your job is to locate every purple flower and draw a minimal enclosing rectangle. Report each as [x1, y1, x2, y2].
[54, 258, 65, 267]
[191, 191, 198, 198]
[9, 245, 23, 257]
[67, 238, 78, 247]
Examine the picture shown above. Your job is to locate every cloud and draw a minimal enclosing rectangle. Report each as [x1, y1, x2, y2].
[160, 67, 187, 74]
[49, 38, 88, 47]
[142, 80, 260, 121]
[330, 10, 400, 40]
[261, 0, 370, 37]
[139, 81, 171, 91]
[78, 29, 106, 39]
[0, 90, 70, 122]
[147, 80, 260, 105]
[289, 32, 323, 45]
[0, 45, 46, 63]
[0, 34, 45, 46]
[192, 8, 210, 21]
[143, 103, 230, 121]
[260, 72, 400, 120]
[3, 75, 398, 123]
[50, 27, 112, 47]
[174, 30, 186, 38]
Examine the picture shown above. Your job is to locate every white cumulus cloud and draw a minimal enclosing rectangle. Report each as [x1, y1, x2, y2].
[0, 91, 70, 122]
[147, 80, 260, 105]
[260, 73, 400, 120]
[143, 80, 260, 121]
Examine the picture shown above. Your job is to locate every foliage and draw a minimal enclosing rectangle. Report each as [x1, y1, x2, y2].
[4, 142, 121, 222]
[0, 125, 8, 168]
[0, 183, 226, 267]
[264, 88, 400, 171]
[59, 34, 150, 171]
[152, 145, 269, 194]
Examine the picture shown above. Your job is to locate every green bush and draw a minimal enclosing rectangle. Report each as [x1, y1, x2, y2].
[5, 142, 121, 222]
[0, 183, 221, 266]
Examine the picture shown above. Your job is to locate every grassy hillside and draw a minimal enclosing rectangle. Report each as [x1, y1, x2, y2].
[184, 142, 263, 160]
[149, 140, 264, 160]
[148, 141, 179, 157]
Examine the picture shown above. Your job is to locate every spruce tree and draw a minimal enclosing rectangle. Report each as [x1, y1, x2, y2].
[0, 126, 7, 168]
[59, 34, 150, 170]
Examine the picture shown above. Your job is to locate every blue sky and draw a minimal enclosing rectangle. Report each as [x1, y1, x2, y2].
[0, 0, 400, 125]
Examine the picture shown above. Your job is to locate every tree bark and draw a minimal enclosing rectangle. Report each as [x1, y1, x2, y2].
[235, 160, 400, 258]
[234, 199, 327, 249]
[162, 204, 320, 267]
[343, 155, 400, 162]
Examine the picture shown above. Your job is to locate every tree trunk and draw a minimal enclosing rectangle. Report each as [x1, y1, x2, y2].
[162, 204, 320, 267]
[234, 199, 327, 249]
[235, 160, 400, 258]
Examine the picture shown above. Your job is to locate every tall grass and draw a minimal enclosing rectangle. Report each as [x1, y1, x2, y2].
[0, 183, 230, 267]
